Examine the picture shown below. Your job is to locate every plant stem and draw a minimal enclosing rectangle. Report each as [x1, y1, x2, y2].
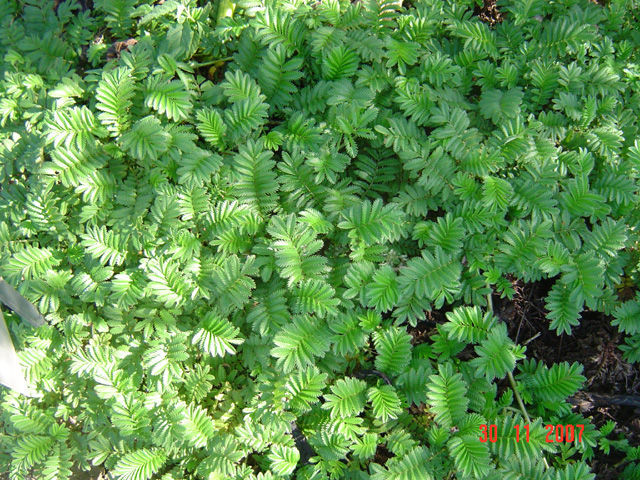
[487, 291, 550, 470]
[190, 57, 233, 67]
[507, 370, 531, 425]
[504, 406, 523, 415]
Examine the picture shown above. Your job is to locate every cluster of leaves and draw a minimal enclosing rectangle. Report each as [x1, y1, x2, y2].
[0, 0, 639, 479]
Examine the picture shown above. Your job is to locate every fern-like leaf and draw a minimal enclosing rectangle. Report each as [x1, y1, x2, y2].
[195, 108, 226, 150]
[370, 446, 434, 480]
[267, 215, 328, 287]
[192, 312, 244, 357]
[46, 106, 106, 149]
[233, 139, 278, 214]
[338, 199, 405, 245]
[447, 434, 491, 479]
[443, 306, 495, 344]
[253, 5, 306, 54]
[323, 46, 359, 80]
[517, 359, 585, 404]
[470, 323, 525, 380]
[145, 258, 190, 308]
[365, 265, 399, 312]
[180, 403, 215, 448]
[95, 67, 136, 136]
[268, 444, 299, 476]
[368, 384, 403, 422]
[286, 367, 328, 413]
[121, 116, 170, 162]
[111, 449, 166, 480]
[545, 282, 582, 335]
[397, 247, 461, 304]
[374, 327, 412, 377]
[12, 435, 53, 471]
[426, 363, 469, 428]
[144, 77, 192, 121]
[612, 293, 640, 335]
[4, 246, 58, 281]
[322, 377, 368, 419]
[271, 316, 331, 373]
[292, 279, 340, 317]
[42, 146, 108, 188]
[80, 225, 127, 266]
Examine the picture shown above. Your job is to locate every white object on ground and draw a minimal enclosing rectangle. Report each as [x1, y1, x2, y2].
[0, 309, 32, 396]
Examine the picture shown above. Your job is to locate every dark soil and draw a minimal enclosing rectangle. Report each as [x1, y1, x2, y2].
[407, 276, 640, 478]
[473, 0, 504, 26]
[494, 279, 640, 479]
[407, 308, 445, 345]
[374, 443, 394, 466]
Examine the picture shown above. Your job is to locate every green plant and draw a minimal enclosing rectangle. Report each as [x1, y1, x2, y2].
[1, 0, 640, 479]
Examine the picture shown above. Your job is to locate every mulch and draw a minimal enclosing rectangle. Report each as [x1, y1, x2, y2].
[496, 279, 640, 479]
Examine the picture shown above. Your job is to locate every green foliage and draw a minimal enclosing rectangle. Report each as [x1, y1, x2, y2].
[95, 67, 136, 136]
[338, 199, 406, 245]
[518, 359, 586, 406]
[292, 279, 340, 318]
[80, 226, 127, 266]
[271, 316, 331, 373]
[286, 367, 328, 414]
[121, 115, 170, 163]
[443, 306, 495, 343]
[398, 247, 462, 308]
[427, 363, 469, 429]
[448, 433, 491, 478]
[144, 78, 192, 121]
[374, 327, 412, 377]
[195, 108, 226, 150]
[479, 88, 524, 124]
[367, 384, 403, 422]
[1, 0, 639, 478]
[470, 323, 526, 381]
[323, 377, 368, 419]
[192, 311, 244, 357]
[111, 449, 166, 480]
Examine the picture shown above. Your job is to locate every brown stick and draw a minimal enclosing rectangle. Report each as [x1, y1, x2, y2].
[569, 392, 640, 409]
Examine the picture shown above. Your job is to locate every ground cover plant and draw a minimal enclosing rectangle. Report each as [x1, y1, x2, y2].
[1, 0, 640, 478]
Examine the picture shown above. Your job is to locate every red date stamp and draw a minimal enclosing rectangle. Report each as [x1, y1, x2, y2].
[544, 424, 584, 443]
[479, 424, 584, 443]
